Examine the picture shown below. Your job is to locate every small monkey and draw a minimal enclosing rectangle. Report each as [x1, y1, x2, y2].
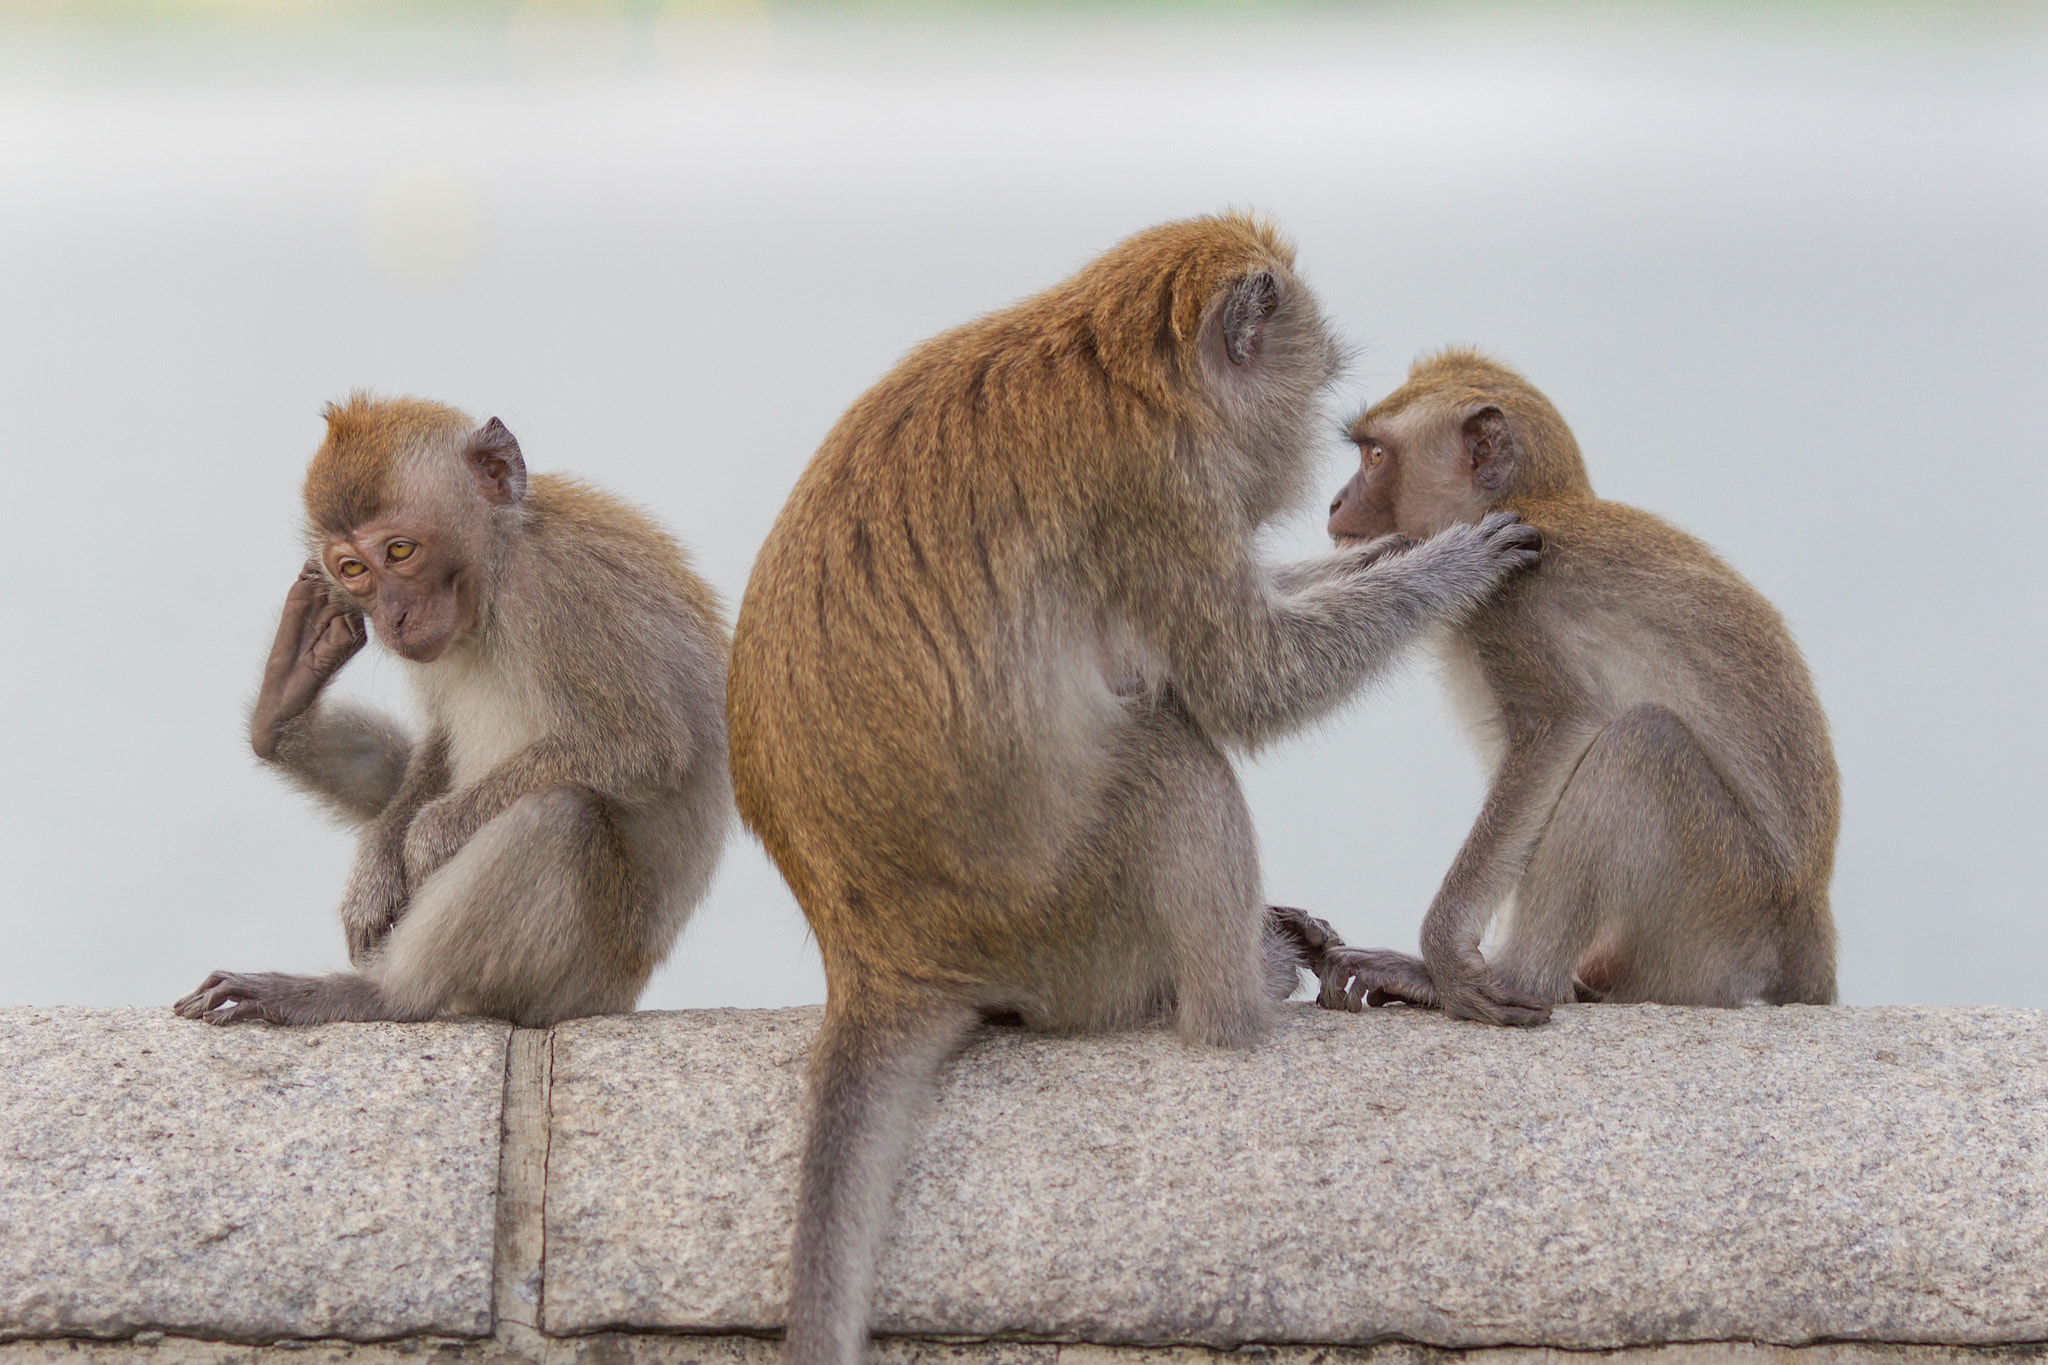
[1319, 350, 1839, 1025]
[727, 216, 1540, 1365]
[176, 396, 731, 1027]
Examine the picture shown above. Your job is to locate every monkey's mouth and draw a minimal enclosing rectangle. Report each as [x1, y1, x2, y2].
[378, 614, 458, 663]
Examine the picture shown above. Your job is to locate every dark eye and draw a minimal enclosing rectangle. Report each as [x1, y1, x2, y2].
[1366, 444, 1385, 468]
[387, 541, 416, 562]
[337, 559, 368, 579]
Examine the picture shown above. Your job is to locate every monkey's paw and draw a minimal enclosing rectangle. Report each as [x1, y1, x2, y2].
[1433, 971, 1553, 1028]
[174, 972, 289, 1026]
[403, 797, 472, 886]
[340, 895, 405, 968]
[1474, 510, 1543, 572]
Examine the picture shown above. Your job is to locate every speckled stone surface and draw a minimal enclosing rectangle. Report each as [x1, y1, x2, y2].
[0, 1008, 508, 1341]
[541, 1004, 2048, 1348]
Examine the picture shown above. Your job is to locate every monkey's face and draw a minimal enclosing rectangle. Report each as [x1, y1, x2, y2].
[323, 516, 474, 663]
[1328, 427, 1400, 544]
[1336, 402, 1502, 542]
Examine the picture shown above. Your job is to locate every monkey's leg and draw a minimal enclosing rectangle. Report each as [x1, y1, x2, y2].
[786, 988, 981, 1365]
[375, 787, 651, 1027]
[1118, 714, 1278, 1049]
[1492, 705, 1787, 1007]
[177, 787, 646, 1027]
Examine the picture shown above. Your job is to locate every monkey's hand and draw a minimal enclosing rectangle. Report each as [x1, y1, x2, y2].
[1426, 951, 1552, 1027]
[340, 890, 406, 967]
[175, 971, 293, 1025]
[339, 834, 411, 968]
[1397, 510, 1542, 597]
[1466, 510, 1543, 576]
[251, 567, 367, 761]
[403, 793, 474, 887]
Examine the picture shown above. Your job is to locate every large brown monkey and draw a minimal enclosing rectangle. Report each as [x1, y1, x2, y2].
[176, 396, 731, 1027]
[727, 216, 1541, 1365]
[1318, 349, 1839, 1025]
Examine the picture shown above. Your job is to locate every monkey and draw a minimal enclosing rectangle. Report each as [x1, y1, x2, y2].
[175, 395, 731, 1028]
[725, 214, 1542, 1365]
[1315, 348, 1839, 1026]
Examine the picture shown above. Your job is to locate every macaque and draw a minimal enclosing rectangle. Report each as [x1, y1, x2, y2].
[1318, 349, 1838, 1025]
[176, 396, 730, 1027]
[726, 216, 1540, 1365]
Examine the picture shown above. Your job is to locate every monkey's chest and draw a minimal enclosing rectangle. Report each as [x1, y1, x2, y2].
[415, 661, 544, 789]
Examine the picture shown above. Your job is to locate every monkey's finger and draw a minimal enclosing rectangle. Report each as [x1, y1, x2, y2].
[1316, 972, 1350, 1011]
[173, 973, 233, 1018]
[1456, 989, 1552, 1028]
[206, 999, 267, 1026]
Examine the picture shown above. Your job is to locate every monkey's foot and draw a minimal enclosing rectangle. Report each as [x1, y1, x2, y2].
[1314, 947, 1443, 1012]
[1267, 904, 1344, 966]
[174, 972, 291, 1025]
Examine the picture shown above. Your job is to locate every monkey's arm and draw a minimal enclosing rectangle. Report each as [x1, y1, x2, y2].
[338, 732, 451, 966]
[1412, 732, 1597, 1026]
[400, 734, 652, 885]
[253, 568, 411, 824]
[1166, 513, 1538, 746]
[1267, 533, 1418, 596]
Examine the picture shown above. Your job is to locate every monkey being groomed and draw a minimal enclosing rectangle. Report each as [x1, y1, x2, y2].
[175, 396, 731, 1028]
[728, 215, 1541, 1365]
[1313, 349, 1839, 1025]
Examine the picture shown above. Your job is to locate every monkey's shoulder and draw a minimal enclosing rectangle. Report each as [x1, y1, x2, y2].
[1491, 498, 1812, 692]
[521, 473, 729, 639]
[1521, 499, 1771, 604]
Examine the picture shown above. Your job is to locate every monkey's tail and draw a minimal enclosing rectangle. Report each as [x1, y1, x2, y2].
[784, 987, 980, 1365]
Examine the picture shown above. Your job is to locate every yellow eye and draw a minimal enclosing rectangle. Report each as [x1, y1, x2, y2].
[1367, 445, 1385, 468]
[337, 559, 368, 579]
[387, 541, 415, 562]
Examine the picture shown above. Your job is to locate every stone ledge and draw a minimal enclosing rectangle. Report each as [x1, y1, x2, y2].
[3, 1338, 2046, 1365]
[0, 1010, 508, 1343]
[3, 1005, 2044, 1361]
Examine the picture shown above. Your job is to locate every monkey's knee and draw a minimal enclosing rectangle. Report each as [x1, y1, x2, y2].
[378, 788, 644, 1025]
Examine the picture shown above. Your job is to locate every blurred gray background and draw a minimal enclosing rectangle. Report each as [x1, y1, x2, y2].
[2, 2, 2042, 1013]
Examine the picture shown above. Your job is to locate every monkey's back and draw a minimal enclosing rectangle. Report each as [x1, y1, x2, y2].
[730, 216, 1302, 966]
[1475, 496, 1839, 887]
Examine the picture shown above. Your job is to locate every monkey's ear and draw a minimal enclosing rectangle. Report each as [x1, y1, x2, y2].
[1220, 271, 1281, 367]
[466, 418, 528, 506]
[1462, 406, 1518, 492]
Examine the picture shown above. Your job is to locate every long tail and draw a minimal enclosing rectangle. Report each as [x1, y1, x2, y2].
[785, 989, 979, 1365]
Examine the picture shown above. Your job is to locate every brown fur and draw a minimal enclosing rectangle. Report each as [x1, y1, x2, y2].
[304, 393, 470, 536]
[1319, 349, 1839, 1022]
[730, 218, 1542, 1365]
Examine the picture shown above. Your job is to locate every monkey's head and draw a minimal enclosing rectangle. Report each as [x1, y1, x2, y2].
[303, 394, 528, 664]
[1330, 348, 1591, 543]
[1053, 212, 1345, 526]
